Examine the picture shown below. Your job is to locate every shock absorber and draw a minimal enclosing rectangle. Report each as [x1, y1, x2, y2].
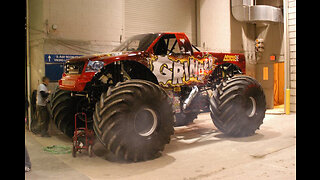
[113, 61, 122, 83]
[182, 86, 199, 111]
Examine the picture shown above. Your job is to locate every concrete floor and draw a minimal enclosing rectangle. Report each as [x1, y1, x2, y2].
[25, 111, 296, 180]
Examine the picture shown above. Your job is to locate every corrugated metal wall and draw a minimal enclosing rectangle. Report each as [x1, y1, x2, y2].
[29, 0, 197, 91]
[46, 0, 123, 43]
[288, 0, 296, 112]
[124, 0, 196, 44]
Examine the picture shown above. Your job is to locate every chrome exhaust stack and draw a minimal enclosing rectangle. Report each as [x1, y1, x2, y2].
[182, 86, 199, 111]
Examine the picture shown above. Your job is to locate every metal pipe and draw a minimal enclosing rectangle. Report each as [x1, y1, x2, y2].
[26, 0, 32, 129]
[182, 86, 199, 111]
[283, 0, 290, 114]
[231, 0, 283, 23]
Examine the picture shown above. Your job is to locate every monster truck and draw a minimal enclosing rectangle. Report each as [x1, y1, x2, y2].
[49, 32, 266, 162]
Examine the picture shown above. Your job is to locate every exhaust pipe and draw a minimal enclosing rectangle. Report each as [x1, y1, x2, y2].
[182, 86, 199, 111]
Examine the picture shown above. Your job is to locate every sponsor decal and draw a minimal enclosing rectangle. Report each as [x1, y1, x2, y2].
[149, 55, 216, 87]
[223, 54, 239, 62]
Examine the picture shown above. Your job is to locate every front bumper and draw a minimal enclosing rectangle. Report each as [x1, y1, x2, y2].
[59, 72, 95, 92]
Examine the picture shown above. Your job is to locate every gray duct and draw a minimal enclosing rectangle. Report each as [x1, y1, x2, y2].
[231, 0, 283, 23]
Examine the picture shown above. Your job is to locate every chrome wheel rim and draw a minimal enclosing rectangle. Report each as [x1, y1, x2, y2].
[134, 108, 158, 137]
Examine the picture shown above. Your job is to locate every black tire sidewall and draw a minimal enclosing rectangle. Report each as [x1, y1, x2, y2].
[240, 84, 266, 120]
[237, 82, 266, 132]
[210, 76, 266, 137]
[94, 80, 174, 161]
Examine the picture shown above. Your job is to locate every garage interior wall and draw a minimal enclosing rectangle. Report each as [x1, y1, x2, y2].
[198, 0, 237, 53]
[27, 0, 293, 111]
[198, 0, 285, 109]
[28, 0, 196, 92]
[124, 0, 196, 44]
[254, 22, 284, 109]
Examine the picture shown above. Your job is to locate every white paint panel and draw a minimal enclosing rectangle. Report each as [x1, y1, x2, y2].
[124, 0, 196, 44]
[46, 0, 123, 42]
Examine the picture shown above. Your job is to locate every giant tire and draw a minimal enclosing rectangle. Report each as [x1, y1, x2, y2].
[93, 80, 174, 162]
[209, 75, 266, 137]
[49, 86, 85, 138]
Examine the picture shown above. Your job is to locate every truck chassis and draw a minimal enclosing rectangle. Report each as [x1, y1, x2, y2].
[49, 32, 266, 162]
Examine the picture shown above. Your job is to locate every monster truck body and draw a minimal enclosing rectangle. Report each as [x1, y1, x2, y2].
[59, 32, 245, 91]
[50, 32, 266, 162]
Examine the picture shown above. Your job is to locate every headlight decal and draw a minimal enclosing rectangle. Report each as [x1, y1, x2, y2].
[85, 61, 104, 72]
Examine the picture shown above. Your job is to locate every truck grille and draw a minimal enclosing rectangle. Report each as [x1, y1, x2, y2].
[65, 61, 85, 74]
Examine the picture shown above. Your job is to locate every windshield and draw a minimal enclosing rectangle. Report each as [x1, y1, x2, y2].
[112, 33, 159, 52]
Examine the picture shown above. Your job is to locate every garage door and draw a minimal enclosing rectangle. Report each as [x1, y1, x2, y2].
[124, 0, 196, 44]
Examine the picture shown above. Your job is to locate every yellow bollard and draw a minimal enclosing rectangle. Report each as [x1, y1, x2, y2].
[285, 89, 290, 115]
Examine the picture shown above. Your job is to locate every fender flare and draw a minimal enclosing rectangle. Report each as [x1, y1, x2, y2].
[210, 63, 243, 82]
[90, 60, 159, 86]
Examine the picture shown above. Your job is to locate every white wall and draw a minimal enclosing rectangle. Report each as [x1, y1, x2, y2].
[197, 0, 286, 109]
[198, 0, 232, 52]
[124, 0, 196, 44]
[29, 0, 197, 91]
[28, 0, 289, 110]
[30, 0, 125, 91]
[43, 0, 123, 43]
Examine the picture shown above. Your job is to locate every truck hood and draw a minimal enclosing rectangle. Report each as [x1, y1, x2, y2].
[66, 51, 144, 64]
